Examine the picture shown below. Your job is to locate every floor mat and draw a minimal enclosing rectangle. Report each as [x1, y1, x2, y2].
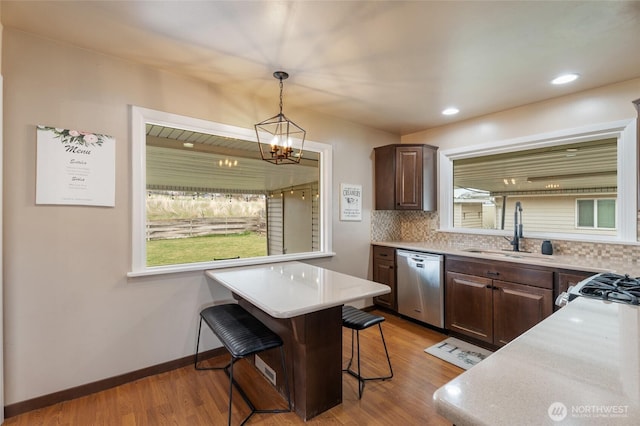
[424, 337, 492, 370]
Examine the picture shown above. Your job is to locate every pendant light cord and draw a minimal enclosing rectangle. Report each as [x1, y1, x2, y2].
[279, 77, 284, 115]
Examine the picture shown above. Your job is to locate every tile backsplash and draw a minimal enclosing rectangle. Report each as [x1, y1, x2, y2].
[371, 210, 640, 264]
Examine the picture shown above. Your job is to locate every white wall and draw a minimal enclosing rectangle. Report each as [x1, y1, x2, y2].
[0, 75, 4, 424]
[403, 78, 640, 247]
[1, 2, 5, 421]
[403, 78, 640, 149]
[2, 29, 398, 405]
[0, 72, 4, 426]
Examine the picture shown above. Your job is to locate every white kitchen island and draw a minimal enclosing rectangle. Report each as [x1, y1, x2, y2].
[433, 296, 640, 425]
[206, 261, 390, 420]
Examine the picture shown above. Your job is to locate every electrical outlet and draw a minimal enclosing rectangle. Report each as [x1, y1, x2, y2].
[255, 354, 276, 386]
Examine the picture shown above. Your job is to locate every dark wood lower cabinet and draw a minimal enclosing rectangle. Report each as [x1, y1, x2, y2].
[446, 272, 493, 344]
[372, 245, 397, 310]
[492, 280, 552, 346]
[554, 270, 594, 310]
[374, 249, 587, 348]
[445, 256, 554, 348]
[556, 271, 593, 295]
[373, 260, 395, 309]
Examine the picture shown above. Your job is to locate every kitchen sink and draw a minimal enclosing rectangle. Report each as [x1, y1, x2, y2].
[461, 248, 554, 261]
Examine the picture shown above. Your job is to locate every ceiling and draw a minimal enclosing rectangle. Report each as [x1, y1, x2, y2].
[454, 138, 617, 195]
[146, 124, 319, 192]
[3, 1, 640, 135]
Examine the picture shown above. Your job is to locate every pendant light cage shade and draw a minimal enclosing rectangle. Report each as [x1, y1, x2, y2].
[255, 113, 306, 164]
[255, 71, 306, 165]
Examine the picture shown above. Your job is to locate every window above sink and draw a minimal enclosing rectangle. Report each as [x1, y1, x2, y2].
[438, 119, 637, 243]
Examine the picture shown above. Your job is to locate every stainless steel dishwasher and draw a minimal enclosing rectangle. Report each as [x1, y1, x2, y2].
[396, 250, 444, 328]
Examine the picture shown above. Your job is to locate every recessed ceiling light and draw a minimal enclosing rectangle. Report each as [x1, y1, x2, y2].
[442, 107, 460, 116]
[551, 73, 579, 85]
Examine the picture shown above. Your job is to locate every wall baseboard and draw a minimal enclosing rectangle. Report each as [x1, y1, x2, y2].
[4, 347, 226, 419]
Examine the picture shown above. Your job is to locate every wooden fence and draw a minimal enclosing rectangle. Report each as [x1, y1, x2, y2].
[146, 217, 265, 240]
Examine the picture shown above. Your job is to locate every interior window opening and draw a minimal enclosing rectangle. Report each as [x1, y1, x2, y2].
[145, 124, 321, 267]
[452, 138, 619, 237]
[130, 106, 332, 276]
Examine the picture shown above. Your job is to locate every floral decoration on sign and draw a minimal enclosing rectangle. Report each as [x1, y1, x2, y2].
[37, 125, 109, 147]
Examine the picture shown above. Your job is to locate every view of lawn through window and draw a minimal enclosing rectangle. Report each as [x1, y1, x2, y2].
[146, 191, 267, 266]
[143, 124, 321, 267]
[130, 107, 331, 274]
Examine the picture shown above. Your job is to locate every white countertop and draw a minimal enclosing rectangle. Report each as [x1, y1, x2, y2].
[433, 297, 640, 425]
[205, 261, 390, 318]
[372, 241, 640, 275]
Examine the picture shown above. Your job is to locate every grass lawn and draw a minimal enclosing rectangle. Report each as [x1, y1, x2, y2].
[147, 232, 267, 266]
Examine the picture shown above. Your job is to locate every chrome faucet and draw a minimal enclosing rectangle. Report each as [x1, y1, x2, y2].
[509, 201, 523, 251]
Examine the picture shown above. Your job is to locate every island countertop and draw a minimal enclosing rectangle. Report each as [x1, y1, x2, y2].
[205, 261, 390, 318]
[433, 297, 640, 425]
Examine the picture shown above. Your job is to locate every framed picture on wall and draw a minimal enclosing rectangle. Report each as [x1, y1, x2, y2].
[340, 183, 362, 221]
[36, 125, 116, 207]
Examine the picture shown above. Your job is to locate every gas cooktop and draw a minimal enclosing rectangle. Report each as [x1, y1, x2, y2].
[556, 272, 640, 307]
[575, 273, 640, 306]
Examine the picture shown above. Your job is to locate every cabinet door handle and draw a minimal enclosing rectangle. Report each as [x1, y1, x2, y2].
[485, 284, 493, 289]
[380, 253, 388, 257]
[487, 271, 500, 277]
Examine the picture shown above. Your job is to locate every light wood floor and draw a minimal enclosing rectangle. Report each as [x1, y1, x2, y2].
[4, 309, 462, 425]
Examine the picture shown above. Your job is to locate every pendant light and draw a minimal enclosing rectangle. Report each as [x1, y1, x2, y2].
[255, 71, 306, 164]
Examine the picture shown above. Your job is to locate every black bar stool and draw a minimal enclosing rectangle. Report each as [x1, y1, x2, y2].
[194, 303, 291, 425]
[342, 305, 393, 398]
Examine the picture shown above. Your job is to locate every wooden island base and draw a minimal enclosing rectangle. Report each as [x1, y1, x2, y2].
[205, 264, 389, 421]
[239, 298, 343, 420]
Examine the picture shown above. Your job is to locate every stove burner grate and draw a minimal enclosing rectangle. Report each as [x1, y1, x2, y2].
[578, 273, 640, 305]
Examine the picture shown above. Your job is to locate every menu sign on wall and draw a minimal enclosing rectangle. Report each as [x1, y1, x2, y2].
[36, 125, 115, 207]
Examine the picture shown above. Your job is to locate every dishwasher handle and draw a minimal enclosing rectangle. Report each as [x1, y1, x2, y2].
[397, 250, 443, 265]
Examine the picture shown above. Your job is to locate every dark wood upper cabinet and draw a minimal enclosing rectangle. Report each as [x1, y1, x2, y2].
[374, 144, 438, 211]
[396, 146, 422, 209]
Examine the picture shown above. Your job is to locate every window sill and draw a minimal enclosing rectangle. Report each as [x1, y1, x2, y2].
[127, 251, 336, 278]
